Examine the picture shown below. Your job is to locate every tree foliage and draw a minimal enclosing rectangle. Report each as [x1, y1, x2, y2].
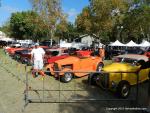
[55, 22, 78, 41]
[75, 0, 150, 43]
[29, 0, 66, 39]
[122, 4, 150, 42]
[10, 11, 48, 41]
[75, 6, 92, 34]
[76, 0, 129, 42]
[2, 0, 150, 43]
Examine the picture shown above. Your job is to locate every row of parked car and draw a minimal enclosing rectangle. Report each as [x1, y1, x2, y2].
[4, 44, 150, 98]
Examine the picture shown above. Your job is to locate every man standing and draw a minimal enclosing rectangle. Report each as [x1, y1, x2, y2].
[31, 43, 45, 77]
[99, 45, 105, 61]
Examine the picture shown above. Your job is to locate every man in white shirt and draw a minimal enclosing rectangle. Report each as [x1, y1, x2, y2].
[31, 43, 45, 77]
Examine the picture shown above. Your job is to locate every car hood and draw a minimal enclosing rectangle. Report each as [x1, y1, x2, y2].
[55, 56, 79, 65]
[103, 63, 140, 72]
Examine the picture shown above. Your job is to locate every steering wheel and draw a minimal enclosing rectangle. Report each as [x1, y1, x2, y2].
[132, 60, 137, 66]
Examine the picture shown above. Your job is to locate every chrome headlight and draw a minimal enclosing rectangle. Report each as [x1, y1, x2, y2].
[111, 81, 117, 89]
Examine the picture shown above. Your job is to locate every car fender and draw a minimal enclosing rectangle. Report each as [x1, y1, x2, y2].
[46, 63, 55, 75]
[93, 61, 103, 70]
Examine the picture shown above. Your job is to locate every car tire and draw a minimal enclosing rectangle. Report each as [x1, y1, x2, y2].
[88, 73, 98, 85]
[97, 63, 104, 72]
[60, 72, 73, 83]
[116, 80, 130, 99]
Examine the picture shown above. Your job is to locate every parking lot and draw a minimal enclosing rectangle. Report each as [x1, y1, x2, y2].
[0, 49, 149, 113]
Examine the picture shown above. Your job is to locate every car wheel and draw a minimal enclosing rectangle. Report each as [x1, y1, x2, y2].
[116, 81, 130, 99]
[88, 73, 98, 85]
[61, 72, 73, 83]
[97, 63, 104, 72]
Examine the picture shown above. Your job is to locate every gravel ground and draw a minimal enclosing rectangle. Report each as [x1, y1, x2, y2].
[0, 49, 149, 113]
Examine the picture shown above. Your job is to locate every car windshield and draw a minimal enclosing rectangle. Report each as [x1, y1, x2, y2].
[125, 49, 144, 54]
[114, 57, 138, 64]
[50, 51, 60, 56]
[22, 50, 31, 54]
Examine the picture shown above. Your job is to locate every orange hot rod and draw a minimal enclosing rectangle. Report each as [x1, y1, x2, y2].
[46, 52, 104, 83]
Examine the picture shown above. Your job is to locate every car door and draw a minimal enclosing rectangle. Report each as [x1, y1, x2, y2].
[74, 57, 93, 77]
[80, 57, 95, 71]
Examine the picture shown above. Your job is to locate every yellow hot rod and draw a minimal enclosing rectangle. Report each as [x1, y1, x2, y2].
[88, 54, 150, 98]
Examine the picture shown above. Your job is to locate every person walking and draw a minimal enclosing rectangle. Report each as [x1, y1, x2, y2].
[99, 45, 105, 61]
[31, 43, 45, 77]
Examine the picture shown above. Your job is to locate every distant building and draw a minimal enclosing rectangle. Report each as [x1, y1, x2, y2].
[0, 31, 14, 42]
[74, 34, 99, 47]
[0, 31, 6, 38]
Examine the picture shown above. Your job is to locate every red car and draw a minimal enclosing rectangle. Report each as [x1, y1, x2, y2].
[76, 50, 92, 57]
[45, 49, 92, 65]
[5, 46, 21, 54]
[144, 48, 150, 58]
[20, 46, 49, 65]
[20, 49, 32, 64]
[45, 48, 69, 64]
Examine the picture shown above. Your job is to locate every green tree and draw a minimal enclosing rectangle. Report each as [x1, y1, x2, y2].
[89, 0, 129, 42]
[10, 11, 48, 41]
[122, 4, 150, 42]
[55, 22, 78, 41]
[75, 6, 93, 34]
[29, 0, 66, 42]
[75, 0, 129, 42]
[0, 22, 12, 37]
[55, 15, 68, 40]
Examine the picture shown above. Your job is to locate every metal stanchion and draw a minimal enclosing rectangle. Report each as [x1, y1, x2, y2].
[136, 71, 139, 104]
[59, 75, 60, 103]
[74, 74, 76, 100]
[146, 74, 150, 113]
[21, 70, 140, 112]
[22, 65, 29, 112]
[42, 76, 45, 101]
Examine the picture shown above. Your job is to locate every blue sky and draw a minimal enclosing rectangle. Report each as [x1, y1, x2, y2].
[0, 0, 89, 27]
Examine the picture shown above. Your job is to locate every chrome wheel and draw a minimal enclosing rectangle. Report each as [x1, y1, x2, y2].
[61, 72, 73, 83]
[121, 85, 129, 97]
[116, 81, 130, 98]
[64, 73, 72, 82]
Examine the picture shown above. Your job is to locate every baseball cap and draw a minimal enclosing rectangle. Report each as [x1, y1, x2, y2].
[35, 43, 39, 46]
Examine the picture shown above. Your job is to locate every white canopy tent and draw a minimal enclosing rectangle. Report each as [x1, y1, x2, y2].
[139, 40, 150, 47]
[0, 37, 14, 42]
[98, 42, 105, 47]
[125, 40, 139, 47]
[109, 40, 125, 46]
